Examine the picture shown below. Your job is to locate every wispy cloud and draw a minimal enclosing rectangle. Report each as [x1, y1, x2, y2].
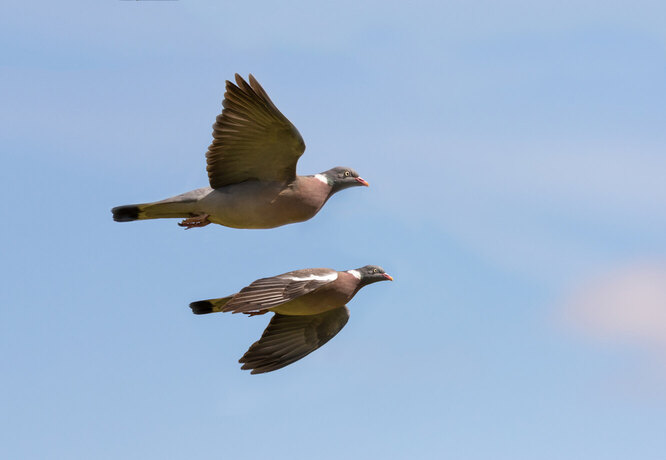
[561, 264, 666, 352]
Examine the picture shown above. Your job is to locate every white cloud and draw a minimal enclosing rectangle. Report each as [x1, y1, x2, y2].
[561, 264, 666, 351]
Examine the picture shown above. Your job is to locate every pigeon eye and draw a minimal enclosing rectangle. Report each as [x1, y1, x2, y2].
[373, 269, 378, 273]
[344, 171, 350, 177]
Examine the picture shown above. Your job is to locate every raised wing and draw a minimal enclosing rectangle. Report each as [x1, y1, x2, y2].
[206, 74, 306, 188]
[221, 268, 338, 314]
[239, 307, 350, 374]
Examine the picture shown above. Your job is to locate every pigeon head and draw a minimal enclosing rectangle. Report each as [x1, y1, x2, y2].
[318, 166, 369, 193]
[350, 265, 393, 286]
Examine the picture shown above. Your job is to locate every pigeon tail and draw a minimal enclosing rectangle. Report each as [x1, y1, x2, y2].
[111, 201, 196, 222]
[190, 296, 233, 315]
[112, 205, 141, 222]
[112, 191, 205, 223]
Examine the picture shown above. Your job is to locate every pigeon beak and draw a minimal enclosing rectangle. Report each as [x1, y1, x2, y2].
[356, 177, 370, 187]
[383, 273, 394, 281]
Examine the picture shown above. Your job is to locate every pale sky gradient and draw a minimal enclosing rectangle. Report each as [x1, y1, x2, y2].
[2, 1, 666, 459]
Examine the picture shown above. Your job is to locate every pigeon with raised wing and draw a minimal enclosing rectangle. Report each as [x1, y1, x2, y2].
[112, 74, 369, 229]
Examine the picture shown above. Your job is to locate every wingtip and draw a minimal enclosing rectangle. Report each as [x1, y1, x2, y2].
[238, 363, 269, 375]
[234, 73, 246, 87]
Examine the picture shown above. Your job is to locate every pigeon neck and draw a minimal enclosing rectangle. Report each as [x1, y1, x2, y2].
[329, 179, 357, 196]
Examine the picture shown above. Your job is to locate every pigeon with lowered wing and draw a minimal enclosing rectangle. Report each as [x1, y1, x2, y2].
[190, 265, 393, 374]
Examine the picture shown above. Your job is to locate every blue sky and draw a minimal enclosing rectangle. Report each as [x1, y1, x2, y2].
[2, 1, 666, 458]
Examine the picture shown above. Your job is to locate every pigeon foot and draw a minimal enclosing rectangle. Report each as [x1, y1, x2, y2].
[178, 214, 211, 229]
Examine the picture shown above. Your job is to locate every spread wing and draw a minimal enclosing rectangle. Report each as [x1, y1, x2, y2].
[239, 307, 351, 374]
[221, 268, 338, 314]
[206, 74, 306, 189]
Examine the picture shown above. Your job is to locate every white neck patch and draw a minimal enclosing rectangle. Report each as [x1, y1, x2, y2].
[347, 269, 362, 280]
[314, 173, 329, 185]
[284, 272, 338, 282]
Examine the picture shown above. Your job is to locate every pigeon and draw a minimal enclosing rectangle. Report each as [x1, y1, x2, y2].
[112, 74, 369, 229]
[190, 265, 393, 374]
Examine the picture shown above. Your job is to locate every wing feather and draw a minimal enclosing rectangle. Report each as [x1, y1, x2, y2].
[222, 268, 338, 314]
[206, 74, 306, 188]
[239, 307, 351, 374]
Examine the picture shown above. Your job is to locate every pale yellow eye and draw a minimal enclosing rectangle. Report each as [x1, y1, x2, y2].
[344, 171, 350, 177]
[373, 269, 378, 273]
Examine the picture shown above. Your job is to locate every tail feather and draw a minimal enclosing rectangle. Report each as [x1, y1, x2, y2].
[190, 296, 233, 315]
[112, 205, 141, 222]
[111, 187, 212, 222]
[111, 195, 201, 222]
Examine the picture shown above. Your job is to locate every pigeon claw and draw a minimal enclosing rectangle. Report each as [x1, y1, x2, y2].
[244, 310, 269, 317]
[178, 214, 211, 229]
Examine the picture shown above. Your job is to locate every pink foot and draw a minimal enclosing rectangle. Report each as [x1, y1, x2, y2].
[178, 214, 211, 229]
[244, 310, 268, 317]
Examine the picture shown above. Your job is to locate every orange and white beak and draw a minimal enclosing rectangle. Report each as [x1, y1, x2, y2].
[355, 177, 370, 187]
[383, 273, 394, 281]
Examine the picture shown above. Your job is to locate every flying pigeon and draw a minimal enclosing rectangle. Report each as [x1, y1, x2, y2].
[112, 74, 369, 229]
[190, 265, 393, 374]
